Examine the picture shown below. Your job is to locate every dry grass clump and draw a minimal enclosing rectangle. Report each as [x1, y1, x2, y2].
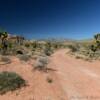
[0, 56, 11, 64]
[67, 44, 80, 52]
[43, 47, 53, 56]
[34, 55, 49, 71]
[17, 54, 31, 62]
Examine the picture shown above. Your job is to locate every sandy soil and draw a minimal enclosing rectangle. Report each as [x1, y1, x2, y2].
[0, 55, 67, 100]
[49, 49, 100, 100]
[0, 49, 100, 100]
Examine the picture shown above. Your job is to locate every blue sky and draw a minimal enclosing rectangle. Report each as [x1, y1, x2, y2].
[0, 0, 100, 39]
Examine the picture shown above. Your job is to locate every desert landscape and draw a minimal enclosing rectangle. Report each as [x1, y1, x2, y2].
[1, 0, 100, 100]
[0, 32, 99, 100]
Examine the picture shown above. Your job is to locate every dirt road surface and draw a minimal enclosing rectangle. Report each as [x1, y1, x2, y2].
[49, 49, 100, 100]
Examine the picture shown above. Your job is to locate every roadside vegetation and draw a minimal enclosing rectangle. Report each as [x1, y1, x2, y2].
[0, 29, 100, 62]
[68, 33, 100, 60]
[0, 28, 100, 97]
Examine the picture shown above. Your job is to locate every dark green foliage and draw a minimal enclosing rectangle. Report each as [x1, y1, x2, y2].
[0, 31, 9, 55]
[32, 41, 37, 48]
[67, 44, 79, 52]
[44, 42, 53, 56]
[90, 45, 97, 52]
[44, 48, 53, 56]
[25, 43, 30, 48]
[16, 50, 23, 55]
[90, 33, 100, 52]
[8, 43, 13, 49]
[46, 77, 53, 83]
[0, 71, 26, 94]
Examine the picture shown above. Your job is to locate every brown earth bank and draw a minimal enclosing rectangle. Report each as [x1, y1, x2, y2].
[0, 49, 100, 100]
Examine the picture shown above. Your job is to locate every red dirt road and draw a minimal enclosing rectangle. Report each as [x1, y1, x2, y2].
[49, 49, 100, 100]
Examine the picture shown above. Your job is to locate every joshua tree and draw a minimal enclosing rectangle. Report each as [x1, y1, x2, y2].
[16, 36, 24, 45]
[0, 32, 8, 54]
[90, 33, 100, 52]
[94, 33, 100, 41]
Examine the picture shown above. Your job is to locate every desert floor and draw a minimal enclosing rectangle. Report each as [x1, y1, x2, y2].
[0, 49, 100, 100]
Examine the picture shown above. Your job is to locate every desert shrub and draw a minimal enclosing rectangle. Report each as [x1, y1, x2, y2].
[53, 43, 59, 49]
[0, 71, 26, 94]
[90, 33, 100, 52]
[8, 43, 13, 49]
[16, 50, 23, 55]
[44, 42, 54, 56]
[43, 48, 53, 56]
[25, 43, 30, 48]
[35, 56, 48, 70]
[67, 44, 79, 52]
[89, 45, 97, 52]
[67, 34, 100, 60]
[46, 77, 53, 83]
[32, 41, 38, 49]
[45, 42, 51, 48]
[17, 54, 31, 62]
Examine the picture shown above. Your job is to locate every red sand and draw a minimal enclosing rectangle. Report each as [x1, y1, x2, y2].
[0, 49, 100, 100]
[49, 49, 100, 100]
[0, 55, 67, 100]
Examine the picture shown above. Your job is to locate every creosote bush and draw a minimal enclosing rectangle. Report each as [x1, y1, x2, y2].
[43, 48, 53, 56]
[16, 50, 23, 55]
[46, 77, 53, 83]
[17, 54, 31, 62]
[67, 44, 79, 52]
[0, 71, 26, 94]
[35, 56, 48, 70]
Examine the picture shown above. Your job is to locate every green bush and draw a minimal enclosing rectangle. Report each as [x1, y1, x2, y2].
[67, 44, 79, 52]
[8, 43, 13, 49]
[0, 71, 26, 94]
[43, 48, 53, 56]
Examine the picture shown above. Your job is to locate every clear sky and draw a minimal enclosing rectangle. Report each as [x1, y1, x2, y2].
[0, 0, 100, 39]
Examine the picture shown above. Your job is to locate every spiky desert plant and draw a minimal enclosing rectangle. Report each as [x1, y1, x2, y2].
[90, 33, 100, 52]
[0, 31, 9, 55]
